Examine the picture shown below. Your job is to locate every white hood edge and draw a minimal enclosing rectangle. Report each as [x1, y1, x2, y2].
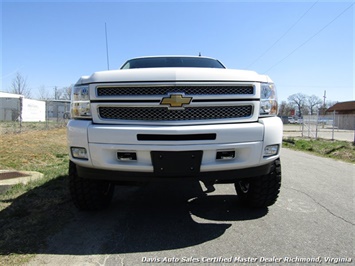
[76, 68, 271, 85]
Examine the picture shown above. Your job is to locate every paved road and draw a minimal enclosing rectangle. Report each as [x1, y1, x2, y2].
[28, 148, 354, 266]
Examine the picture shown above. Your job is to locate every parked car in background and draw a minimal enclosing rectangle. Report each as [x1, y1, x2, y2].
[288, 117, 297, 124]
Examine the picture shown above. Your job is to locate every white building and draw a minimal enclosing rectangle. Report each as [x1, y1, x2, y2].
[0, 92, 46, 122]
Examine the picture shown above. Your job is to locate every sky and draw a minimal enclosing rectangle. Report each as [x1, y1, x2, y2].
[1, 0, 354, 103]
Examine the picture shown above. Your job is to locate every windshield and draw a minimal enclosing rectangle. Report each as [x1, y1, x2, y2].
[121, 57, 225, 69]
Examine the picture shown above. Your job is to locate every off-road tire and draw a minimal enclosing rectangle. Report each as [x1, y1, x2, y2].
[235, 158, 281, 208]
[69, 161, 115, 211]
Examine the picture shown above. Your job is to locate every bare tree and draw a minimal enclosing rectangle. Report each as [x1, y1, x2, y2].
[288, 93, 306, 117]
[306, 95, 322, 115]
[278, 101, 294, 117]
[54, 86, 72, 100]
[61, 85, 72, 100]
[10, 72, 31, 98]
[38, 85, 52, 100]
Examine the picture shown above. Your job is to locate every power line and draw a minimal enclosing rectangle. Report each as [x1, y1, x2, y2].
[245, 0, 319, 69]
[263, 2, 354, 74]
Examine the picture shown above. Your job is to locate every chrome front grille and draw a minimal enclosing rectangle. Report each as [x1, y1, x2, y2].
[97, 85, 254, 96]
[92, 83, 258, 124]
[98, 105, 253, 121]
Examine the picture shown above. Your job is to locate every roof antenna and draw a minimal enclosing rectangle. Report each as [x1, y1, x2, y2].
[199, 52, 201, 57]
[105, 22, 110, 70]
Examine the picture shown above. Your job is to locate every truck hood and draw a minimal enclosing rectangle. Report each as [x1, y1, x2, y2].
[77, 68, 272, 85]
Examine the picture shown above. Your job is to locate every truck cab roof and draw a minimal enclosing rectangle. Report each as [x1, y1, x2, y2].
[120, 56, 226, 69]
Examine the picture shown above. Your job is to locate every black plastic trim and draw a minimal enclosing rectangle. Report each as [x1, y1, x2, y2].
[75, 161, 273, 184]
[137, 133, 216, 141]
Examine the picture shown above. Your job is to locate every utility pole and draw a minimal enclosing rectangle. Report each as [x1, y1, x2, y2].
[54, 86, 58, 100]
[19, 96, 23, 132]
[320, 90, 327, 115]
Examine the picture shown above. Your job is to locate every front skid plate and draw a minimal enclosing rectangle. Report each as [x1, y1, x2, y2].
[75, 160, 274, 183]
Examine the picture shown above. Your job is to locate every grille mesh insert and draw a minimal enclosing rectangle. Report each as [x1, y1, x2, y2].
[98, 105, 253, 121]
[97, 86, 254, 96]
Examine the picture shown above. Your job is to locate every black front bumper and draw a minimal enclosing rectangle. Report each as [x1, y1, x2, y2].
[75, 161, 273, 185]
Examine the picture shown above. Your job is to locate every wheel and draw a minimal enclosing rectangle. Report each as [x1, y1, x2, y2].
[235, 158, 281, 208]
[69, 161, 115, 211]
[63, 112, 70, 119]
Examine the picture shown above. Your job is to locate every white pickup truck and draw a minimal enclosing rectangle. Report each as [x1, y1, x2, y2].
[67, 56, 282, 210]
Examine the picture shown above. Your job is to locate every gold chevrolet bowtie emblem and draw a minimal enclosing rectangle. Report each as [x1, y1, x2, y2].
[160, 94, 192, 108]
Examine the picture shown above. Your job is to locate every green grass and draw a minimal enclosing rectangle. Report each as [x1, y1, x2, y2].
[283, 137, 355, 163]
[0, 127, 76, 265]
[0, 121, 67, 134]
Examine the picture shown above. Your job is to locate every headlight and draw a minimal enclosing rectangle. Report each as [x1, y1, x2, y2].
[260, 83, 278, 116]
[71, 85, 91, 119]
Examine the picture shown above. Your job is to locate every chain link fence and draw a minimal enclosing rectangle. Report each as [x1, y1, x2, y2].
[274, 114, 355, 143]
[0, 99, 70, 134]
[301, 113, 355, 142]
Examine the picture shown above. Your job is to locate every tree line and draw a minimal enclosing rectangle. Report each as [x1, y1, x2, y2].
[6, 72, 72, 101]
[279, 93, 337, 118]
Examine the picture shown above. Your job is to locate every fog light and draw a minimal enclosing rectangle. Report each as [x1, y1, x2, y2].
[71, 147, 88, 159]
[264, 145, 279, 157]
